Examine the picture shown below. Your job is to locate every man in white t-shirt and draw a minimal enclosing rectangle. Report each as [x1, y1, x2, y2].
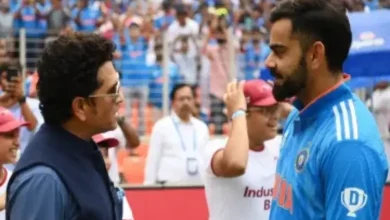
[92, 134, 135, 220]
[167, 4, 199, 56]
[202, 79, 290, 220]
[0, 106, 29, 219]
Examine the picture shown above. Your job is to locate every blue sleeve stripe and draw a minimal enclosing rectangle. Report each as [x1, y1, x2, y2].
[332, 99, 359, 141]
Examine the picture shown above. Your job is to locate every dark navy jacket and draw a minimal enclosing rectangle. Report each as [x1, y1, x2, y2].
[6, 124, 119, 220]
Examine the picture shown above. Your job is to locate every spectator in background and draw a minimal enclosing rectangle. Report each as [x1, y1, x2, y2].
[13, 0, 44, 71]
[144, 83, 209, 185]
[193, 2, 209, 27]
[0, 40, 10, 66]
[114, 21, 150, 135]
[365, 0, 381, 10]
[148, 43, 182, 121]
[0, 3, 13, 39]
[120, 6, 143, 29]
[45, 0, 70, 42]
[153, 0, 175, 32]
[171, 35, 199, 85]
[367, 81, 390, 137]
[0, 63, 41, 161]
[192, 84, 209, 124]
[203, 14, 231, 135]
[0, 106, 29, 219]
[35, 0, 51, 35]
[243, 26, 269, 80]
[140, 15, 155, 41]
[366, 81, 390, 181]
[251, 5, 265, 28]
[71, 0, 103, 32]
[167, 4, 199, 55]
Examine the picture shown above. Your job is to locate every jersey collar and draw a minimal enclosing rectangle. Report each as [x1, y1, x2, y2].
[293, 74, 352, 119]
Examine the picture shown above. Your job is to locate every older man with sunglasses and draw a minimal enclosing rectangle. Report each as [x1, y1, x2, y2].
[7, 34, 124, 220]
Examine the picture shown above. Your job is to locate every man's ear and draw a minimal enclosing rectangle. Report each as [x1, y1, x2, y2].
[307, 41, 325, 71]
[71, 97, 88, 121]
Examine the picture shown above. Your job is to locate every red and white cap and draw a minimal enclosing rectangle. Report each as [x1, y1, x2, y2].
[92, 133, 119, 148]
[244, 79, 277, 107]
[0, 107, 28, 133]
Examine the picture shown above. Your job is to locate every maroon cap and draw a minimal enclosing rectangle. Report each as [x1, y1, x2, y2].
[244, 79, 277, 107]
[92, 134, 119, 148]
[0, 107, 28, 133]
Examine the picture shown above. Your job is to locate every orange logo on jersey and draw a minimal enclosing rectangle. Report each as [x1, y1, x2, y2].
[272, 174, 293, 214]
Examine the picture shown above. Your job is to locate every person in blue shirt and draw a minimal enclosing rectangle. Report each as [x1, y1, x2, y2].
[148, 46, 182, 110]
[154, 1, 175, 32]
[6, 33, 123, 220]
[243, 27, 270, 80]
[113, 22, 149, 135]
[13, 0, 44, 70]
[266, 0, 388, 219]
[71, 0, 103, 32]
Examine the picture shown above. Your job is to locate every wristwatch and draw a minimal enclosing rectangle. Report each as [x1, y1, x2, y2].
[18, 96, 26, 104]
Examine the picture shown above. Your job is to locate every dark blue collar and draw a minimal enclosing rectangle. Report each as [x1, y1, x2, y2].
[293, 78, 353, 119]
[39, 123, 98, 153]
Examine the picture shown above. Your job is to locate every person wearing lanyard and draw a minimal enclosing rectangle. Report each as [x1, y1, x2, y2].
[144, 83, 209, 185]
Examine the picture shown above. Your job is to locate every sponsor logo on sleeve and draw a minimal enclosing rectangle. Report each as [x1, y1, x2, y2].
[341, 187, 368, 217]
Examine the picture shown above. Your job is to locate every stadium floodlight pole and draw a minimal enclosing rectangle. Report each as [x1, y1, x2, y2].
[227, 27, 236, 81]
[162, 30, 170, 116]
[19, 28, 27, 93]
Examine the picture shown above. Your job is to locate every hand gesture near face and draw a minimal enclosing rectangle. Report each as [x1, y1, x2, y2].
[223, 79, 246, 118]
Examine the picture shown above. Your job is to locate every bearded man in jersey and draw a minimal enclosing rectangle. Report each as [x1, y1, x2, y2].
[201, 79, 291, 220]
[267, 0, 388, 219]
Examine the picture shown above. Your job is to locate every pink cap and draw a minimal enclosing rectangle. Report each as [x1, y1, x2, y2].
[244, 79, 277, 107]
[0, 107, 28, 133]
[92, 134, 119, 148]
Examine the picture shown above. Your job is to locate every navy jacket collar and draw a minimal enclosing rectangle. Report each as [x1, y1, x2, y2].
[39, 124, 97, 153]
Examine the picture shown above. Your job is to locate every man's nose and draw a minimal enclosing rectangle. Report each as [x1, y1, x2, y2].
[116, 92, 124, 104]
[264, 54, 276, 69]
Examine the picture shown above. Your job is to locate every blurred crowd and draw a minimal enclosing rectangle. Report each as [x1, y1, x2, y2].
[0, 0, 389, 136]
[0, 0, 387, 186]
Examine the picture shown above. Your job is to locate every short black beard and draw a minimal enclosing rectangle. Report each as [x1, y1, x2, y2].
[271, 56, 308, 101]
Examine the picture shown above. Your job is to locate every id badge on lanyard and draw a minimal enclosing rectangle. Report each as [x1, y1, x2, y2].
[171, 117, 199, 176]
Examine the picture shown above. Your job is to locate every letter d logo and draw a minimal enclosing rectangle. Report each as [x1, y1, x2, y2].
[341, 187, 368, 217]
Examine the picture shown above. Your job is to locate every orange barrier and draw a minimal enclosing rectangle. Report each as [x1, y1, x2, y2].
[122, 156, 145, 184]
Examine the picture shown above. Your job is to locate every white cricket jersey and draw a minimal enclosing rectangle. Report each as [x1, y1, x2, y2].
[201, 136, 281, 220]
[0, 168, 11, 220]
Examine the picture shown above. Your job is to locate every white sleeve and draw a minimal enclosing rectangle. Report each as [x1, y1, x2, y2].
[265, 135, 282, 158]
[122, 198, 134, 220]
[108, 148, 120, 184]
[144, 122, 164, 184]
[27, 98, 44, 131]
[202, 138, 227, 176]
